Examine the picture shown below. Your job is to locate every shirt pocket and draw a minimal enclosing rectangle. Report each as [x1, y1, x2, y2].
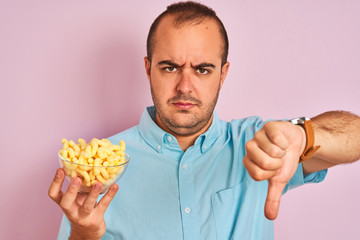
[211, 179, 254, 240]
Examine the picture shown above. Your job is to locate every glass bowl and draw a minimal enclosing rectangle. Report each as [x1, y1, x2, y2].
[58, 152, 129, 193]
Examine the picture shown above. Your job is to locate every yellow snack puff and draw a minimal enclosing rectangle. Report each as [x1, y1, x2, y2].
[115, 166, 124, 175]
[107, 166, 119, 175]
[89, 169, 95, 180]
[85, 145, 91, 155]
[100, 138, 112, 146]
[96, 174, 106, 184]
[62, 141, 69, 150]
[78, 170, 91, 183]
[80, 151, 91, 159]
[105, 146, 112, 155]
[68, 140, 76, 147]
[64, 168, 71, 176]
[94, 158, 102, 166]
[72, 144, 81, 155]
[97, 147, 108, 159]
[90, 140, 98, 157]
[59, 149, 68, 159]
[78, 156, 90, 171]
[115, 150, 124, 157]
[79, 156, 85, 165]
[91, 138, 100, 144]
[113, 155, 121, 162]
[87, 157, 94, 164]
[64, 161, 76, 170]
[97, 139, 106, 147]
[107, 156, 115, 164]
[72, 158, 80, 164]
[78, 138, 86, 147]
[100, 168, 109, 179]
[120, 157, 126, 164]
[120, 140, 126, 148]
[112, 145, 121, 151]
[71, 170, 77, 178]
[68, 148, 75, 159]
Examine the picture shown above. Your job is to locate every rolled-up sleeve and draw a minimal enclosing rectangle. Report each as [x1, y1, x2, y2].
[283, 163, 328, 194]
[57, 215, 71, 240]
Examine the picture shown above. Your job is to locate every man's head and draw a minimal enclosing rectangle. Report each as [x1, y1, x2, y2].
[147, 1, 229, 67]
[144, 1, 230, 138]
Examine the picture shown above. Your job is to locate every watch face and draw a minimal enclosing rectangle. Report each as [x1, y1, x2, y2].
[289, 117, 310, 125]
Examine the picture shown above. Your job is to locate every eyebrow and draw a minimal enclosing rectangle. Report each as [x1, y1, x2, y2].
[158, 60, 183, 68]
[193, 63, 216, 69]
[157, 60, 216, 69]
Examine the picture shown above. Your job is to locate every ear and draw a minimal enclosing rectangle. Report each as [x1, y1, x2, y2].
[219, 62, 230, 89]
[144, 57, 151, 81]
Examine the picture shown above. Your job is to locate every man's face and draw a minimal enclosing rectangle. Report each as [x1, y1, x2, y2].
[145, 15, 229, 136]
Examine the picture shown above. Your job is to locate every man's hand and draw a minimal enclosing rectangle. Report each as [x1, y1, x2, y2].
[243, 121, 306, 220]
[48, 168, 119, 240]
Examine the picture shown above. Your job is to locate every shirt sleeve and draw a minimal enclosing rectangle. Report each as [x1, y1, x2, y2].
[283, 163, 328, 194]
[57, 214, 71, 240]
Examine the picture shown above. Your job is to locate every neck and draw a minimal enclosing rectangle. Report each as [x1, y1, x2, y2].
[176, 135, 200, 151]
[155, 115, 213, 151]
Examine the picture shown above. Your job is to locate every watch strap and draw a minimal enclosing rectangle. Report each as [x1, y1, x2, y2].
[299, 120, 321, 162]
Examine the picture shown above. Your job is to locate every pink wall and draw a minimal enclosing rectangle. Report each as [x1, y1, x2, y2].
[1, 1, 359, 239]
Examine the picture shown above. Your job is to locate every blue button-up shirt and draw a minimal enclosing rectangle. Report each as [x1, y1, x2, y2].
[58, 106, 327, 240]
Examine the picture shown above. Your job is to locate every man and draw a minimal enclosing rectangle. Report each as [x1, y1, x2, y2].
[49, 1, 360, 239]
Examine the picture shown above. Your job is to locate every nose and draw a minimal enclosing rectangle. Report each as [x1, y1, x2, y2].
[176, 70, 193, 94]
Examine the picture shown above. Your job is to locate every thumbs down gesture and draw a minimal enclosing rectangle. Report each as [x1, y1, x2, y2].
[243, 121, 306, 220]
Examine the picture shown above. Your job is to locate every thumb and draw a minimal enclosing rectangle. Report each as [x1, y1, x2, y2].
[264, 180, 286, 220]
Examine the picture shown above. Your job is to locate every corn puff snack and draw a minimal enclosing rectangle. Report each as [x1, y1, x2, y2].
[58, 138, 129, 193]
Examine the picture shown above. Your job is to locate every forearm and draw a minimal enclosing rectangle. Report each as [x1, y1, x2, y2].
[311, 110, 360, 164]
[69, 232, 101, 240]
[302, 111, 360, 174]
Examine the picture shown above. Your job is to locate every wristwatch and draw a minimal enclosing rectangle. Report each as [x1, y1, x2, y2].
[288, 117, 321, 162]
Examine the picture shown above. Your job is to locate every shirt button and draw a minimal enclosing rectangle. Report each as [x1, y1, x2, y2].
[185, 207, 191, 214]
[167, 136, 173, 142]
[157, 145, 161, 151]
[182, 164, 188, 170]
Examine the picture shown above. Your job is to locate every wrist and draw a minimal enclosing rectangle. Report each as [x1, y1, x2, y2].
[288, 117, 321, 162]
[295, 124, 307, 157]
[69, 230, 102, 240]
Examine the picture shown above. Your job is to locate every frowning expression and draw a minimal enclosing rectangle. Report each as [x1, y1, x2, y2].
[145, 15, 229, 136]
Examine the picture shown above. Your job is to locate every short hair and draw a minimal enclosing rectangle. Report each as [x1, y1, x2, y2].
[146, 1, 229, 66]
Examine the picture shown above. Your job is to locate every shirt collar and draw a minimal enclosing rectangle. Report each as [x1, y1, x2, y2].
[196, 111, 222, 153]
[138, 106, 222, 154]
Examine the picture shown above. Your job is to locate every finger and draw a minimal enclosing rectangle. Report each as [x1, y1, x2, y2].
[263, 122, 289, 150]
[264, 180, 286, 220]
[245, 140, 283, 171]
[254, 130, 286, 158]
[243, 155, 278, 181]
[96, 184, 119, 215]
[76, 192, 90, 206]
[48, 168, 65, 205]
[79, 182, 103, 216]
[59, 177, 82, 213]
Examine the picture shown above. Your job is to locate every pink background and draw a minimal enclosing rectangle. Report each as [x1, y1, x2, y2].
[1, 1, 359, 239]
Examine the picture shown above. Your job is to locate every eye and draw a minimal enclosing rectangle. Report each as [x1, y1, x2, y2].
[196, 68, 209, 74]
[163, 66, 177, 72]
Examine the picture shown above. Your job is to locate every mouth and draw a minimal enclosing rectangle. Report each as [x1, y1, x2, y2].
[172, 101, 196, 110]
